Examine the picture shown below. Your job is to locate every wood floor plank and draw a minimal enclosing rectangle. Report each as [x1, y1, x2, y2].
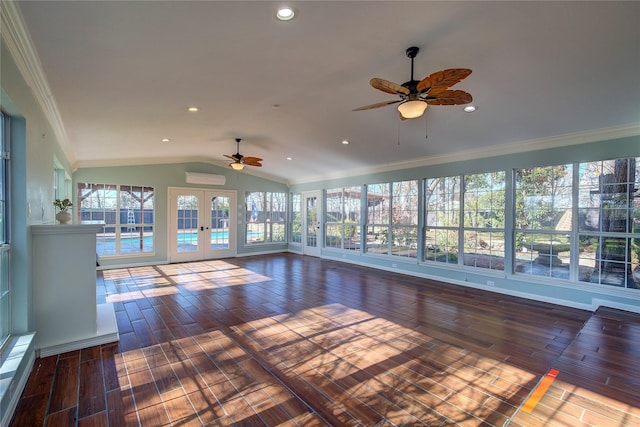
[78, 358, 107, 419]
[48, 354, 80, 413]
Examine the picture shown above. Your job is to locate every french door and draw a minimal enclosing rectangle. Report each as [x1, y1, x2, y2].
[169, 188, 236, 262]
[302, 190, 322, 257]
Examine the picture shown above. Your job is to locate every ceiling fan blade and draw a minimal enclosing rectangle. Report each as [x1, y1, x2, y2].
[243, 158, 263, 167]
[353, 99, 402, 111]
[370, 78, 410, 96]
[417, 68, 472, 93]
[425, 90, 473, 105]
[242, 156, 262, 163]
[223, 154, 237, 160]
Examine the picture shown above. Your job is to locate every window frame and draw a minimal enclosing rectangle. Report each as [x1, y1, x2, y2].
[365, 180, 419, 258]
[324, 186, 362, 251]
[0, 111, 12, 351]
[289, 193, 302, 244]
[245, 191, 287, 245]
[462, 171, 506, 271]
[78, 183, 155, 257]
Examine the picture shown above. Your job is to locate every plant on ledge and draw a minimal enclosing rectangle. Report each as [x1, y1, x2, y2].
[53, 198, 73, 212]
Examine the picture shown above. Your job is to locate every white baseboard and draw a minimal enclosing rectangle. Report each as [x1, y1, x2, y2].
[38, 303, 119, 358]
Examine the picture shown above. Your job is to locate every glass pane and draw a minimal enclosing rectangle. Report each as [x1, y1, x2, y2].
[579, 235, 639, 288]
[306, 196, 317, 247]
[424, 228, 458, 264]
[515, 232, 571, 279]
[392, 180, 419, 226]
[97, 226, 117, 256]
[290, 193, 302, 243]
[325, 224, 342, 248]
[425, 177, 460, 228]
[246, 223, 265, 243]
[177, 195, 198, 253]
[579, 158, 639, 233]
[367, 183, 390, 225]
[211, 196, 230, 249]
[0, 113, 3, 245]
[344, 186, 361, 251]
[366, 225, 389, 255]
[463, 230, 505, 270]
[515, 165, 572, 230]
[464, 172, 506, 229]
[271, 223, 286, 242]
[391, 226, 417, 258]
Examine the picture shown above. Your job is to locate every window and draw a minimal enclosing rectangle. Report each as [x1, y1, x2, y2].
[514, 164, 573, 279]
[290, 193, 302, 244]
[425, 176, 460, 264]
[578, 158, 639, 288]
[325, 187, 361, 250]
[463, 172, 506, 270]
[0, 111, 11, 349]
[53, 156, 70, 202]
[78, 183, 155, 256]
[245, 191, 287, 244]
[366, 180, 418, 258]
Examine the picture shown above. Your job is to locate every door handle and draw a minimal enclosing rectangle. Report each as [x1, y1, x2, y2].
[200, 226, 204, 231]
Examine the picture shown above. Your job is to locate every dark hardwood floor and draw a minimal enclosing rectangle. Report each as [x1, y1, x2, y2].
[10, 253, 640, 426]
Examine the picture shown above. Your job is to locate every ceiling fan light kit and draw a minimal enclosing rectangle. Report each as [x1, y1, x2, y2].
[398, 100, 428, 119]
[229, 161, 244, 171]
[354, 46, 473, 119]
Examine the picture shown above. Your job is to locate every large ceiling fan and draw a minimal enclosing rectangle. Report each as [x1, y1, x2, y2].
[353, 46, 473, 119]
[224, 138, 262, 170]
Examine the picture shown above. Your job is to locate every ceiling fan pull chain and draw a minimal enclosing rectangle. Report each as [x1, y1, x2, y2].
[425, 115, 429, 140]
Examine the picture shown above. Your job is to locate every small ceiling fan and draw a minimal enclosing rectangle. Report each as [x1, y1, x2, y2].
[353, 46, 473, 119]
[224, 138, 262, 170]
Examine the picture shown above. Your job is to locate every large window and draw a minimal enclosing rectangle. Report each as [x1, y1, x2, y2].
[463, 172, 506, 270]
[289, 193, 302, 244]
[325, 187, 361, 250]
[78, 183, 155, 256]
[577, 158, 639, 288]
[366, 180, 418, 258]
[514, 164, 573, 279]
[424, 172, 506, 270]
[424, 176, 460, 264]
[245, 192, 287, 244]
[0, 111, 11, 349]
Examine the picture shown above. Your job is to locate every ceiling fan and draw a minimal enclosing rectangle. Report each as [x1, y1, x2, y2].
[224, 138, 263, 170]
[353, 46, 473, 119]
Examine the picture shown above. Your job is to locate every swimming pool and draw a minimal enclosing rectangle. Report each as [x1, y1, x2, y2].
[96, 230, 262, 255]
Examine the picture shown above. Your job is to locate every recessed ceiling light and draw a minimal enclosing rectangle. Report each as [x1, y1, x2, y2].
[276, 6, 295, 21]
[286, 157, 293, 161]
[341, 140, 350, 145]
[187, 106, 199, 112]
[161, 138, 171, 143]
[464, 105, 477, 113]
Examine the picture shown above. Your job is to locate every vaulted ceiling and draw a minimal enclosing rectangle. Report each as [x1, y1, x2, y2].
[9, 1, 640, 184]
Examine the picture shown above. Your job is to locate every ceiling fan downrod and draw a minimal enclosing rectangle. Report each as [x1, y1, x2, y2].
[402, 46, 421, 93]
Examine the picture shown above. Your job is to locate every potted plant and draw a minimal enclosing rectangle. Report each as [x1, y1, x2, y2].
[54, 198, 73, 224]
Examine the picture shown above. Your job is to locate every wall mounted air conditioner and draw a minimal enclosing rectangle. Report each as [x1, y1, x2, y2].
[185, 172, 226, 186]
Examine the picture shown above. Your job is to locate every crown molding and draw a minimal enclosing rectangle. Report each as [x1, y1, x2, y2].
[290, 123, 640, 185]
[1, 1, 75, 164]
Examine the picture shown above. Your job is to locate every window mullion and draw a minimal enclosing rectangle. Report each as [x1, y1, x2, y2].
[458, 175, 465, 267]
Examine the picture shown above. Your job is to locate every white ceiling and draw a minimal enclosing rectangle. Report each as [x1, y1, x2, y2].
[12, 1, 640, 184]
